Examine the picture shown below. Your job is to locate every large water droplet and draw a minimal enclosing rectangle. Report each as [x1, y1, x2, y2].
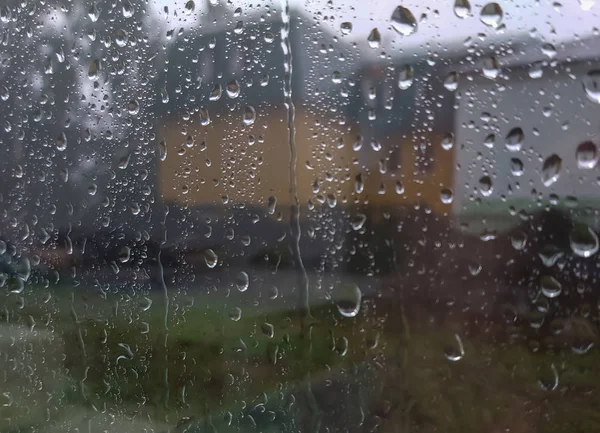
[340, 22, 353, 35]
[118, 246, 131, 263]
[482, 56, 500, 79]
[570, 224, 599, 257]
[204, 249, 218, 268]
[236, 271, 249, 292]
[351, 213, 367, 231]
[443, 71, 459, 91]
[478, 175, 493, 197]
[480, 2, 503, 27]
[510, 158, 524, 176]
[127, 99, 139, 115]
[582, 70, 600, 103]
[336, 284, 362, 318]
[243, 105, 256, 125]
[444, 334, 465, 361]
[184, 0, 195, 15]
[454, 0, 471, 18]
[56, 133, 67, 151]
[505, 127, 524, 152]
[541, 154, 562, 187]
[441, 133, 455, 150]
[367, 28, 381, 48]
[576, 141, 598, 169]
[226, 80, 240, 99]
[540, 275, 562, 298]
[440, 188, 454, 204]
[397, 65, 414, 90]
[391, 6, 417, 36]
[538, 363, 559, 391]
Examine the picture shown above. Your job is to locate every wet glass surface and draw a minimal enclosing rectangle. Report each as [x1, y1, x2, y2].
[1, 0, 600, 432]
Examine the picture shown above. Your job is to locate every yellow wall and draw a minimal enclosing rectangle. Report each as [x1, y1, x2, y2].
[156, 105, 454, 216]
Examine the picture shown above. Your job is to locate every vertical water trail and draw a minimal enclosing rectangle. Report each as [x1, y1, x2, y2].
[158, 206, 170, 413]
[280, 0, 311, 326]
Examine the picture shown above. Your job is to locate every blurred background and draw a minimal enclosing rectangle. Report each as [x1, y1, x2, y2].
[1, 0, 600, 432]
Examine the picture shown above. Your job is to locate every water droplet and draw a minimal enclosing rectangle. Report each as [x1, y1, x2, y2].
[529, 61, 544, 79]
[204, 249, 218, 268]
[510, 158, 524, 176]
[336, 284, 362, 318]
[184, 0, 195, 15]
[480, 2, 503, 28]
[397, 65, 414, 90]
[576, 141, 598, 169]
[505, 127, 524, 152]
[541, 43, 557, 59]
[478, 175, 493, 197]
[127, 99, 139, 115]
[229, 307, 242, 321]
[88, 59, 101, 80]
[391, 6, 417, 36]
[355, 173, 364, 193]
[243, 105, 256, 125]
[56, 133, 67, 151]
[158, 140, 167, 161]
[88, 2, 100, 22]
[482, 56, 500, 79]
[440, 188, 454, 204]
[395, 181, 405, 194]
[540, 275, 562, 298]
[118, 246, 131, 263]
[444, 334, 465, 361]
[226, 80, 240, 98]
[122, 0, 134, 18]
[236, 271, 249, 292]
[484, 133, 495, 149]
[542, 154, 562, 187]
[538, 363, 559, 391]
[367, 28, 381, 48]
[454, 0, 471, 18]
[115, 29, 128, 47]
[161, 87, 170, 104]
[570, 224, 599, 257]
[267, 196, 277, 214]
[340, 22, 353, 35]
[443, 71, 459, 91]
[441, 133, 455, 150]
[262, 322, 275, 338]
[351, 213, 367, 231]
[511, 231, 527, 250]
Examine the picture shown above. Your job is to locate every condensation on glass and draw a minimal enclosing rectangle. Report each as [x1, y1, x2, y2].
[0, 0, 599, 432]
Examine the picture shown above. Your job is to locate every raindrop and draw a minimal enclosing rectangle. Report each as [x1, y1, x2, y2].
[576, 141, 598, 169]
[115, 29, 128, 47]
[579, 0, 595, 10]
[511, 231, 527, 250]
[541, 43, 557, 58]
[88, 2, 100, 22]
[56, 133, 67, 151]
[367, 28, 381, 48]
[262, 322, 275, 338]
[88, 59, 101, 80]
[161, 87, 170, 104]
[340, 22, 353, 35]
[229, 307, 242, 321]
[443, 71, 459, 91]
[267, 196, 277, 214]
[478, 175, 493, 196]
[355, 173, 364, 193]
[570, 224, 599, 257]
[395, 181, 405, 194]
[127, 99, 139, 115]
[336, 284, 362, 318]
[204, 249, 218, 268]
[510, 158, 524, 176]
[484, 133, 495, 148]
[444, 334, 465, 361]
[226, 80, 240, 98]
[480, 2, 503, 27]
[454, 0, 471, 18]
[351, 213, 367, 231]
[158, 140, 167, 161]
[440, 188, 454, 204]
[243, 105, 256, 125]
[505, 127, 524, 152]
[540, 275, 562, 298]
[541, 154, 562, 187]
[391, 6, 417, 36]
[236, 271, 249, 292]
[397, 65, 414, 90]
[538, 363, 559, 391]
[122, 0, 134, 18]
[482, 56, 500, 79]
[184, 0, 195, 15]
[118, 246, 131, 263]
[441, 133, 454, 150]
